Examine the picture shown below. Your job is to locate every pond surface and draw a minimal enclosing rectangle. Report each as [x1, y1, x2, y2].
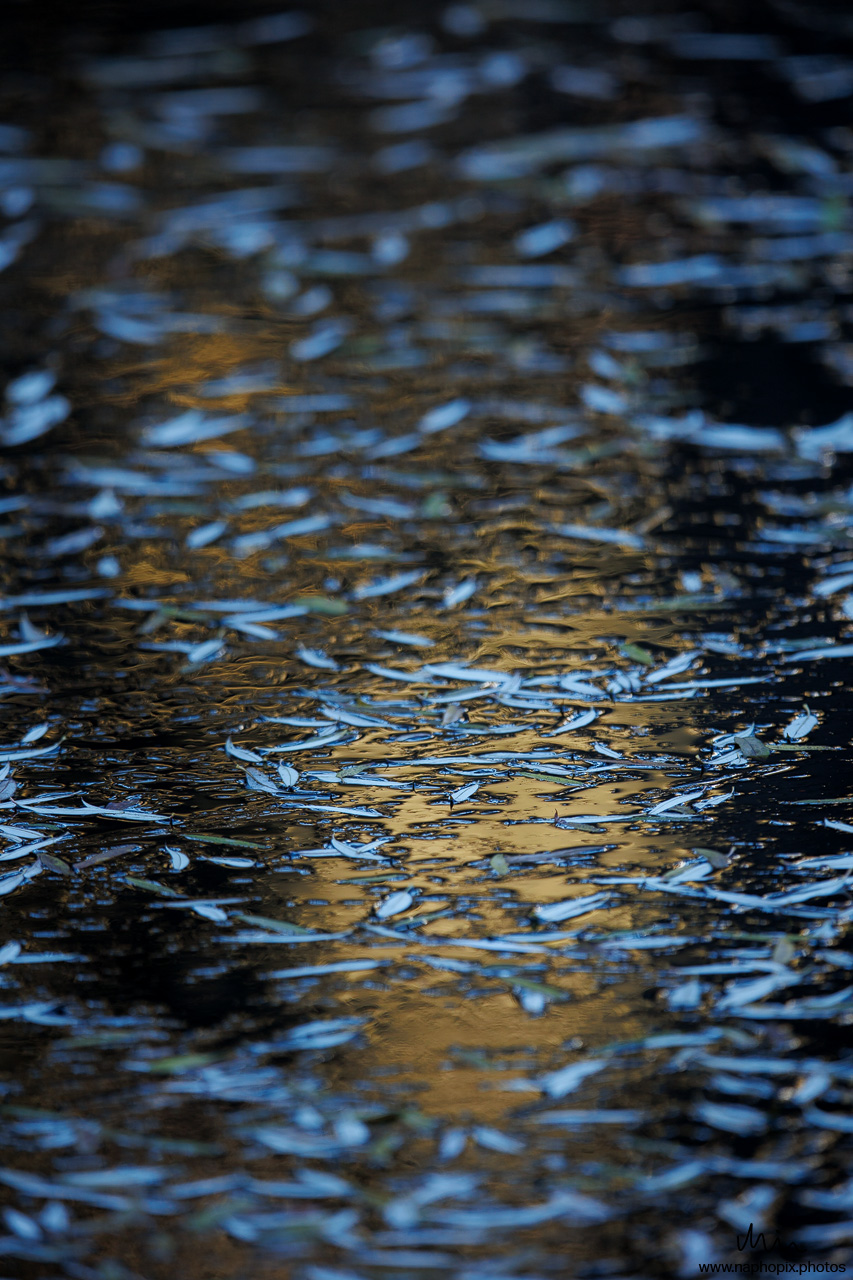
[2, 1, 853, 1277]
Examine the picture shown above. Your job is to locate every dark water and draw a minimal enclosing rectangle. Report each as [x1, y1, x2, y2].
[1, 2, 853, 1277]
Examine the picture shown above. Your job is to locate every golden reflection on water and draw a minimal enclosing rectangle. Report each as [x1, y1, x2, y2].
[3, 3, 851, 1274]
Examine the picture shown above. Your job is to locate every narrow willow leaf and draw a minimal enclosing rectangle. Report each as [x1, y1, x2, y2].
[183, 832, 264, 849]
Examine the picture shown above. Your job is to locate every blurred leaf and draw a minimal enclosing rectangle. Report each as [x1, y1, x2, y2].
[143, 1053, 219, 1074]
[297, 595, 349, 615]
[620, 643, 655, 664]
[421, 491, 452, 519]
[233, 912, 313, 934]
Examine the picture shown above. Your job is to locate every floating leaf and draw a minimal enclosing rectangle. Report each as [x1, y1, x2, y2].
[733, 733, 772, 759]
[183, 832, 264, 849]
[123, 876, 183, 897]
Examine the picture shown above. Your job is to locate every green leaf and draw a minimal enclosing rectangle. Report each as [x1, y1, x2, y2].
[634, 596, 728, 614]
[143, 1053, 219, 1074]
[233, 912, 313, 935]
[401, 1106, 435, 1132]
[297, 595, 349, 615]
[506, 976, 569, 1000]
[733, 733, 772, 760]
[421, 491, 452, 519]
[822, 194, 848, 232]
[344, 873, 408, 884]
[773, 936, 797, 966]
[123, 876, 184, 897]
[787, 797, 853, 805]
[61, 1029, 143, 1048]
[517, 771, 575, 784]
[37, 851, 72, 876]
[404, 908, 454, 926]
[490, 853, 510, 876]
[184, 832, 263, 849]
[619, 643, 655, 664]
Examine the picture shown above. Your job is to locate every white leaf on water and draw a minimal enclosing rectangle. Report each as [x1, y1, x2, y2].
[268, 728, 349, 752]
[782, 642, 853, 662]
[3, 1207, 41, 1240]
[6, 369, 55, 405]
[372, 629, 433, 647]
[190, 904, 229, 922]
[327, 836, 389, 862]
[270, 960, 382, 978]
[533, 892, 611, 922]
[441, 579, 477, 608]
[277, 764, 299, 787]
[225, 737, 264, 764]
[273, 1018, 366, 1050]
[166, 847, 190, 871]
[433, 1187, 610, 1226]
[17, 800, 169, 822]
[473, 1126, 525, 1154]
[186, 520, 227, 549]
[186, 638, 226, 666]
[784, 707, 819, 739]
[285, 801, 383, 817]
[424, 663, 506, 683]
[0, 635, 65, 660]
[362, 663, 426, 682]
[647, 789, 706, 816]
[245, 767, 282, 795]
[1, 395, 70, 446]
[0, 825, 40, 841]
[295, 646, 339, 670]
[0, 870, 27, 896]
[230, 931, 351, 944]
[558, 672, 603, 697]
[375, 890, 414, 919]
[553, 521, 644, 550]
[803, 1107, 853, 1134]
[353, 570, 424, 600]
[694, 1100, 767, 1134]
[438, 937, 546, 955]
[290, 318, 351, 362]
[20, 725, 49, 745]
[642, 653, 697, 689]
[142, 410, 251, 447]
[667, 979, 704, 1010]
[438, 1128, 467, 1161]
[544, 709, 599, 736]
[449, 781, 480, 804]
[514, 219, 575, 258]
[418, 398, 471, 434]
[320, 706, 392, 728]
[814, 570, 853, 597]
[539, 1059, 607, 1099]
[0, 739, 61, 764]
